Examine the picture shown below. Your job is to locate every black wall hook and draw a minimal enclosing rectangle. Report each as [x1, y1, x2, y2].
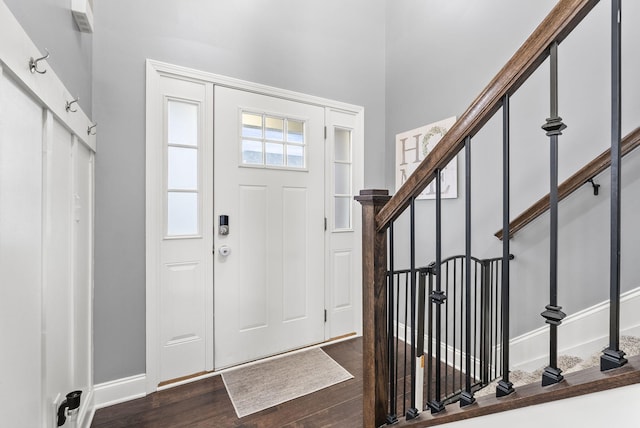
[587, 178, 600, 196]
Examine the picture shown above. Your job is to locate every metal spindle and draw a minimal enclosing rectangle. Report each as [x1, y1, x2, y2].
[387, 224, 398, 423]
[406, 198, 419, 420]
[496, 94, 514, 397]
[416, 271, 426, 411]
[601, 0, 627, 372]
[427, 268, 434, 405]
[428, 169, 446, 413]
[540, 41, 568, 386]
[461, 136, 475, 406]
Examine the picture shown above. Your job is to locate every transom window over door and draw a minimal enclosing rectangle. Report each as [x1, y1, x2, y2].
[241, 111, 306, 169]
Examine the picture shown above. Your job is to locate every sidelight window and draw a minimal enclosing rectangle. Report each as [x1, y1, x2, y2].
[166, 99, 200, 236]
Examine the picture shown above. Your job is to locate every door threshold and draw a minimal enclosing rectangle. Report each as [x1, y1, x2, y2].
[156, 333, 360, 392]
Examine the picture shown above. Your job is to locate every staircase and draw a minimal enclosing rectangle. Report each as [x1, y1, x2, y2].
[356, 0, 640, 426]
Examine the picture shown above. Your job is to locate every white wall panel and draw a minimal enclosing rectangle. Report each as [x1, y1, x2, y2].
[0, 67, 44, 428]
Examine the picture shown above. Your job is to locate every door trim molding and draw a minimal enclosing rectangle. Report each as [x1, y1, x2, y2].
[145, 59, 364, 393]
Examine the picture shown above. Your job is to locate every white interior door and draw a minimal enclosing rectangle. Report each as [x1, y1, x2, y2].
[214, 86, 325, 369]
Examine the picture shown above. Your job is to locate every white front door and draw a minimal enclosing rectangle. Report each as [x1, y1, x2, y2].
[213, 86, 325, 369]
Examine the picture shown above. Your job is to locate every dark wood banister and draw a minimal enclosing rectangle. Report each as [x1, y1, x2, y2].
[496, 127, 640, 240]
[375, 0, 600, 233]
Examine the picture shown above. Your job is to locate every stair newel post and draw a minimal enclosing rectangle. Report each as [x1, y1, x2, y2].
[355, 189, 392, 428]
[541, 41, 567, 386]
[460, 136, 476, 407]
[602, 0, 627, 371]
[496, 95, 515, 397]
[428, 169, 447, 413]
[406, 197, 419, 420]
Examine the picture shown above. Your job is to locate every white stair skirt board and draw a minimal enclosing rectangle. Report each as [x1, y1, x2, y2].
[93, 374, 147, 410]
[439, 383, 640, 428]
[393, 285, 640, 375]
[510, 285, 640, 372]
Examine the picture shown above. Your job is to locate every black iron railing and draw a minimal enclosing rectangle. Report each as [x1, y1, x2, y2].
[355, 1, 627, 426]
[386, 254, 512, 418]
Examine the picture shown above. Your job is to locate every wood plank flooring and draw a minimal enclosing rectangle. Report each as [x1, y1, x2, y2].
[92, 338, 364, 428]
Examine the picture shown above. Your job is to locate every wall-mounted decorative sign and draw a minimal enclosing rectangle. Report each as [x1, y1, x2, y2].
[395, 116, 457, 200]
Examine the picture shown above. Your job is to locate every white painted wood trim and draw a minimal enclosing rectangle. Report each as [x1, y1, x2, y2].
[146, 59, 364, 116]
[145, 60, 162, 394]
[510, 285, 640, 371]
[93, 374, 147, 410]
[0, 0, 96, 151]
[78, 389, 95, 428]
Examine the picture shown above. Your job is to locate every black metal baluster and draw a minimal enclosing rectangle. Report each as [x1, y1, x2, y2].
[601, 0, 627, 372]
[461, 136, 475, 406]
[481, 260, 490, 385]
[474, 262, 479, 389]
[387, 224, 398, 423]
[416, 270, 426, 411]
[452, 260, 457, 397]
[491, 262, 497, 380]
[540, 41, 568, 386]
[445, 262, 450, 398]
[459, 259, 464, 396]
[428, 169, 446, 413]
[395, 273, 400, 413]
[406, 198, 419, 420]
[402, 273, 408, 416]
[427, 266, 434, 406]
[496, 94, 515, 397]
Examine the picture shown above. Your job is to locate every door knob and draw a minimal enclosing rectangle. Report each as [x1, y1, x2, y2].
[218, 245, 231, 257]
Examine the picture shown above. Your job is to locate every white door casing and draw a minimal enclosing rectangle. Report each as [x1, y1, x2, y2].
[213, 86, 325, 369]
[146, 60, 364, 390]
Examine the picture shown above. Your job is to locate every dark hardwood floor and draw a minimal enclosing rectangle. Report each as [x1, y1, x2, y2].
[92, 338, 364, 428]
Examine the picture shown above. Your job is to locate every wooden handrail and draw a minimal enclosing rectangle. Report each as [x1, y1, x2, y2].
[375, 0, 600, 232]
[496, 127, 640, 240]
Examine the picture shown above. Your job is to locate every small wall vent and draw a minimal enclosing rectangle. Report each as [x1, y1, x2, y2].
[71, 0, 94, 33]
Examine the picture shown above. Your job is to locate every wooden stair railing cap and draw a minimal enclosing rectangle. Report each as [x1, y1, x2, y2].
[374, 0, 600, 233]
[496, 126, 640, 240]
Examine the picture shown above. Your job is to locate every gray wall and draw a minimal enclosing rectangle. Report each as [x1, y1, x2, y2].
[4, 0, 93, 115]
[92, 0, 386, 383]
[385, 0, 640, 338]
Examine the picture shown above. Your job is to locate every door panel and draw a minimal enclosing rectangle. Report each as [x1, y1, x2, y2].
[325, 109, 362, 339]
[214, 86, 325, 369]
[156, 75, 213, 382]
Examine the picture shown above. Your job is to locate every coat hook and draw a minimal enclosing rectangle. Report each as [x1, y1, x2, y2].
[29, 49, 50, 74]
[87, 123, 97, 136]
[587, 178, 600, 196]
[66, 97, 80, 113]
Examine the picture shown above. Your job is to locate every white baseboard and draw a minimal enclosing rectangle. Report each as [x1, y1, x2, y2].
[93, 374, 147, 410]
[510, 286, 640, 372]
